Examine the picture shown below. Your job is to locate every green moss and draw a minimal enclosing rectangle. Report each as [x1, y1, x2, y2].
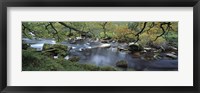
[68, 56, 80, 62]
[100, 66, 118, 71]
[22, 42, 30, 50]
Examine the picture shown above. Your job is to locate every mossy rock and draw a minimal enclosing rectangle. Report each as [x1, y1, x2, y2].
[43, 44, 68, 51]
[22, 42, 30, 50]
[42, 44, 68, 57]
[128, 42, 143, 52]
[100, 66, 117, 71]
[68, 56, 80, 62]
[116, 60, 128, 68]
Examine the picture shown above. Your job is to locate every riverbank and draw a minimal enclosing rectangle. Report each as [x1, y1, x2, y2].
[22, 50, 120, 71]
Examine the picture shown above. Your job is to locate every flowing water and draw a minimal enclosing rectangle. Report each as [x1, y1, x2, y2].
[23, 38, 178, 71]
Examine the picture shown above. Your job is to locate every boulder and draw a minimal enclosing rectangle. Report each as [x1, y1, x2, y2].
[132, 52, 141, 58]
[99, 43, 111, 48]
[22, 42, 30, 50]
[101, 40, 109, 43]
[128, 42, 143, 52]
[141, 52, 159, 61]
[144, 47, 152, 51]
[42, 44, 68, 58]
[162, 46, 178, 52]
[116, 60, 128, 68]
[166, 53, 178, 59]
[68, 56, 80, 62]
[118, 43, 129, 51]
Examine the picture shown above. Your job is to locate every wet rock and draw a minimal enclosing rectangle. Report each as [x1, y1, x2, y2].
[153, 54, 162, 60]
[128, 42, 143, 52]
[132, 52, 141, 58]
[166, 53, 177, 59]
[99, 43, 111, 48]
[161, 45, 178, 52]
[54, 56, 58, 59]
[64, 56, 69, 60]
[68, 56, 80, 62]
[103, 37, 112, 40]
[118, 47, 129, 51]
[76, 36, 83, 40]
[144, 47, 151, 51]
[141, 50, 147, 53]
[101, 37, 112, 43]
[171, 52, 176, 55]
[153, 49, 162, 53]
[101, 40, 110, 43]
[168, 46, 178, 51]
[159, 46, 165, 52]
[118, 43, 129, 51]
[141, 52, 158, 61]
[116, 60, 128, 68]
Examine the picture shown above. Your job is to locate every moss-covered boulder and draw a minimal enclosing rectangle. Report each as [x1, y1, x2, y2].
[100, 66, 118, 71]
[22, 42, 30, 50]
[42, 44, 68, 58]
[116, 60, 128, 68]
[128, 42, 143, 52]
[68, 56, 80, 62]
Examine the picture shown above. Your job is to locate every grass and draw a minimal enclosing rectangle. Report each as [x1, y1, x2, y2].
[22, 50, 119, 71]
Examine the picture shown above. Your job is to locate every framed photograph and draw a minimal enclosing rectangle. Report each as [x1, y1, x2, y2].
[0, 0, 199, 93]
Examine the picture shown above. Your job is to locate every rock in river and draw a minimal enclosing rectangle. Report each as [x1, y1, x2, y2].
[128, 42, 143, 52]
[99, 43, 111, 48]
[116, 60, 128, 68]
[22, 42, 30, 50]
[166, 53, 177, 59]
[68, 56, 80, 62]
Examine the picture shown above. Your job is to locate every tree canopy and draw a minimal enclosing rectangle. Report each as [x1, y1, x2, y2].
[22, 22, 178, 46]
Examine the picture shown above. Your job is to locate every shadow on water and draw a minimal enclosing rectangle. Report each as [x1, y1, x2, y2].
[23, 38, 178, 71]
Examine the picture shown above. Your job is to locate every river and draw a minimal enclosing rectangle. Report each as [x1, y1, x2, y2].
[22, 38, 178, 71]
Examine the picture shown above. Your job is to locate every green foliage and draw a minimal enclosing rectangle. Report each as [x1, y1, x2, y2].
[22, 22, 178, 47]
[164, 31, 178, 47]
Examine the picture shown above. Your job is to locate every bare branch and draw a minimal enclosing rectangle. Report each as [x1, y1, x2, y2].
[146, 22, 155, 34]
[134, 22, 147, 43]
[154, 22, 171, 41]
[49, 22, 60, 42]
[59, 22, 82, 32]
